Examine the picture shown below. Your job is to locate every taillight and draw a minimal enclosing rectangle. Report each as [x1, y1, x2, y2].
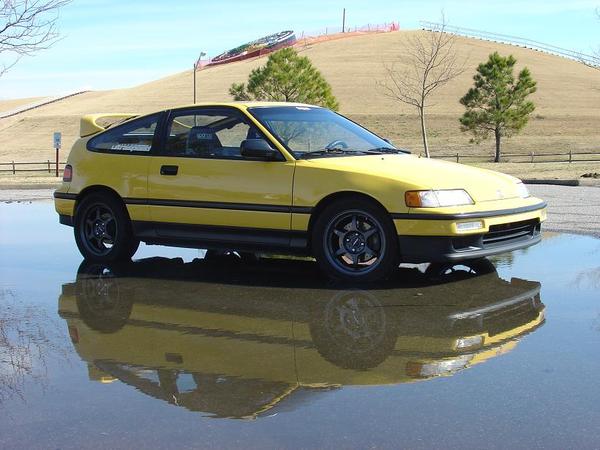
[68, 325, 79, 343]
[63, 164, 73, 182]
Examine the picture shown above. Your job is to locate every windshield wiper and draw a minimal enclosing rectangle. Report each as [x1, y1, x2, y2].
[303, 148, 365, 158]
[364, 147, 408, 154]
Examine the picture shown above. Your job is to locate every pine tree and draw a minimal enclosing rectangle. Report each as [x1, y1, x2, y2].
[459, 52, 537, 162]
[229, 48, 339, 110]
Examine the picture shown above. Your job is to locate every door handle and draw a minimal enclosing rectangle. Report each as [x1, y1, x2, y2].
[160, 165, 178, 176]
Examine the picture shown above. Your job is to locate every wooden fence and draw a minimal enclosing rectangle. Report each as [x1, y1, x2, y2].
[0, 160, 67, 175]
[430, 150, 600, 164]
[1, 150, 599, 176]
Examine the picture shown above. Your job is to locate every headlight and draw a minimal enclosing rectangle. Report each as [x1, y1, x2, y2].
[516, 182, 530, 198]
[406, 355, 474, 378]
[455, 335, 484, 350]
[405, 189, 474, 208]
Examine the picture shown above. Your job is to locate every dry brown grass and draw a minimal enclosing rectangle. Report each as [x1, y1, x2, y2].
[0, 173, 61, 189]
[0, 96, 47, 113]
[0, 30, 599, 181]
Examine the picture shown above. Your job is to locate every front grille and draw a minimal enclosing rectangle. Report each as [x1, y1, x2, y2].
[483, 219, 539, 246]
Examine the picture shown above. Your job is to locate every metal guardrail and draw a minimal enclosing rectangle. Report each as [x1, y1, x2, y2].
[420, 21, 599, 68]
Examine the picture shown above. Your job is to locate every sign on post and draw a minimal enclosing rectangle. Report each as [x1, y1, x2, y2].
[53, 132, 62, 149]
[53, 132, 61, 177]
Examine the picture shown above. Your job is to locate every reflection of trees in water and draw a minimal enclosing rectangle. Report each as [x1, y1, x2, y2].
[0, 289, 69, 404]
[489, 252, 515, 268]
[572, 267, 600, 291]
[575, 267, 600, 333]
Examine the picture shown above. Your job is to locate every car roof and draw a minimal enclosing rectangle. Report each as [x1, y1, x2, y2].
[168, 101, 320, 111]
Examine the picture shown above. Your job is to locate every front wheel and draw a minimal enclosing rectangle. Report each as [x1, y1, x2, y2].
[74, 194, 139, 262]
[312, 198, 399, 282]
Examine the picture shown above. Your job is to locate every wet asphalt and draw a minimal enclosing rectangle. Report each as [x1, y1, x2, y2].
[0, 199, 599, 449]
[528, 184, 600, 237]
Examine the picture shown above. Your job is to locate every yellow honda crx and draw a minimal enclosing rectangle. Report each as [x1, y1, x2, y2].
[54, 102, 546, 281]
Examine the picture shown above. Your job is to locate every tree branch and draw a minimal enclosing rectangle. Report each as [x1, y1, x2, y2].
[0, 0, 71, 77]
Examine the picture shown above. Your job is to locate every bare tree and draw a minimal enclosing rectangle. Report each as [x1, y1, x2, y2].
[1, 288, 70, 404]
[378, 15, 465, 157]
[594, 7, 600, 68]
[0, 0, 71, 77]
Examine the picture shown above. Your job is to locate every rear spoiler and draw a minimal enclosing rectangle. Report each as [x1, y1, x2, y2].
[80, 113, 139, 138]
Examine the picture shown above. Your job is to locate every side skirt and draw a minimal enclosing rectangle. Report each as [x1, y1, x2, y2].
[132, 221, 309, 254]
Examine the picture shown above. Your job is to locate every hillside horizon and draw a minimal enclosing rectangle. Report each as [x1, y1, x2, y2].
[1, 29, 599, 167]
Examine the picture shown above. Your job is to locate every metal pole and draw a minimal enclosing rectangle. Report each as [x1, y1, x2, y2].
[342, 8, 346, 33]
[193, 63, 197, 104]
[55, 148, 59, 177]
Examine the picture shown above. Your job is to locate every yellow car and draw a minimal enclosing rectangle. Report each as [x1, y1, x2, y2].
[54, 102, 546, 281]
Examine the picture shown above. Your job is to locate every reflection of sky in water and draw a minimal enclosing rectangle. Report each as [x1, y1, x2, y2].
[1, 201, 600, 449]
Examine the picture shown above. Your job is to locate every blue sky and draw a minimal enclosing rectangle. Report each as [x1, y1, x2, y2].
[0, 0, 598, 99]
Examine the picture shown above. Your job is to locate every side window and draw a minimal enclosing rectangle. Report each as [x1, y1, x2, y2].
[164, 109, 269, 159]
[88, 114, 160, 154]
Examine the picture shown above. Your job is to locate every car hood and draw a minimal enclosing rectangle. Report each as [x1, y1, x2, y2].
[301, 154, 522, 203]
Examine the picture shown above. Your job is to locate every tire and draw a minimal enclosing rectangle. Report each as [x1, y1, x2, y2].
[309, 290, 397, 369]
[425, 258, 497, 283]
[75, 260, 133, 333]
[74, 193, 139, 262]
[312, 197, 399, 282]
[204, 249, 258, 263]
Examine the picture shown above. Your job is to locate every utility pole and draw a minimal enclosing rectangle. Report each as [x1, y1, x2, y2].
[193, 51, 207, 104]
[193, 63, 197, 104]
[342, 8, 346, 33]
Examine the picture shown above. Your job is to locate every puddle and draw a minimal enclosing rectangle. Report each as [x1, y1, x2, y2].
[1, 201, 599, 449]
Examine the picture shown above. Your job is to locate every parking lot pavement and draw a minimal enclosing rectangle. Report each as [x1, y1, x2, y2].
[0, 188, 54, 202]
[529, 184, 600, 238]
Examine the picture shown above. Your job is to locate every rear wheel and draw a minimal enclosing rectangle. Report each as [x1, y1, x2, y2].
[74, 193, 139, 262]
[312, 198, 399, 282]
[75, 261, 132, 333]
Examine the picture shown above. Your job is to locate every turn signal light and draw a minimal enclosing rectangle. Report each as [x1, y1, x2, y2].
[405, 191, 422, 207]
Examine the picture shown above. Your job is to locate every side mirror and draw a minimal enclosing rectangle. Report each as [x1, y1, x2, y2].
[240, 139, 281, 161]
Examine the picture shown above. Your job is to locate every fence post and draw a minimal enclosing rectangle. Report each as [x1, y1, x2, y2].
[12, 161, 15, 175]
[530, 151, 534, 163]
[47, 159, 51, 173]
[569, 150, 572, 163]
[456, 152, 459, 163]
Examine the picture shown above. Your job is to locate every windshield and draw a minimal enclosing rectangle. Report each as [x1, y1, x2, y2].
[247, 106, 398, 159]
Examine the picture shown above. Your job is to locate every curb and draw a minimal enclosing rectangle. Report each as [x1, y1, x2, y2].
[523, 179, 580, 186]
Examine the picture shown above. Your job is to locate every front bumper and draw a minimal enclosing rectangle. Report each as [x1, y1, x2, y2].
[398, 217, 543, 263]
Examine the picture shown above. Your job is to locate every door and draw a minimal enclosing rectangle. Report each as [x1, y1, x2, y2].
[147, 107, 296, 245]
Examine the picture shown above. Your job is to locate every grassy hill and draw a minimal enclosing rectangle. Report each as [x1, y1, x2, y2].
[1, 30, 599, 180]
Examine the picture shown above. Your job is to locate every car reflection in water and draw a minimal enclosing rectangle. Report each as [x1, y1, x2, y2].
[58, 255, 545, 420]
